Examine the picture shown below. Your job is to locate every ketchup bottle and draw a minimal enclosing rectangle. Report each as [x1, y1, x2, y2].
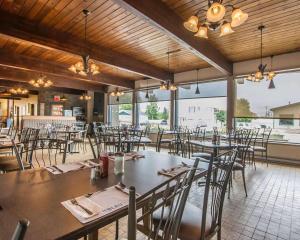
[99, 153, 109, 178]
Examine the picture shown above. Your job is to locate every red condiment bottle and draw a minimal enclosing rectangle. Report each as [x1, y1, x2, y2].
[99, 153, 109, 177]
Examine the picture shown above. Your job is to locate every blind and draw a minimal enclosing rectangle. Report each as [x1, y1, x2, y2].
[108, 92, 133, 105]
[137, 88, 171, 103]
[177, 80, 227, 100]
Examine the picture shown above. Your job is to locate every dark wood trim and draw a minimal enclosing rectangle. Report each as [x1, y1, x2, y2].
[0, 49, 134, 89]
[113, 0, 233, 75]
[0, 66, 105, 92]
[0, 11, 170, 81]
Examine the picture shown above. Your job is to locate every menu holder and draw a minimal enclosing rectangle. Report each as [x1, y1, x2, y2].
[61, 186, 133, 224]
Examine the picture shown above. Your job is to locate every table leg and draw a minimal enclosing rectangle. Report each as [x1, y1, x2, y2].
[87, 231, 98, 240]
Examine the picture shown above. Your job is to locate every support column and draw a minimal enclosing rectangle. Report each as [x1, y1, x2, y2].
[86, 91, 94, 124]
[132, 90, 137, 126]
[104, 93, 108, 124]
[227, 75, 235, 131]
[170, 90, 176, 130]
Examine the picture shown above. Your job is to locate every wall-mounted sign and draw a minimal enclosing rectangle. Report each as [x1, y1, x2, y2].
[53, 96, 60, 102]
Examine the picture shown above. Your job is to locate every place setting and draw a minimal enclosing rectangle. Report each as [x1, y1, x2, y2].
[61, 182, 139, 224]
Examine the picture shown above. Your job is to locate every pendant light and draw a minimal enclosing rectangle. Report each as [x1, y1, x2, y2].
[60, 95, 68, 102]
[195, 69, 200, 95]
[268, 79, 275, 89]
[68, 9, 100, 76]
[246, 25, 267, 82]
[167, 51, 177, 91]
[183, 0, 248, 39]
[145, 78, 149, 99]
[268, 55, 276, 81]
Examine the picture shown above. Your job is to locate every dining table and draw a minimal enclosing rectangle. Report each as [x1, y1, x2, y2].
[189, 140, 237, 159]
[0, 151, 209, 240]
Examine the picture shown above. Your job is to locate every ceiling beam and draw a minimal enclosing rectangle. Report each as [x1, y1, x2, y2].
[0, 49, 134, 89]
[0, 66, 105, 92]
[113, 0, 233, 75]
[0, 11, 170, 81]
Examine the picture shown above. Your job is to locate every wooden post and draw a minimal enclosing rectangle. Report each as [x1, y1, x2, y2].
[132, 90, 137, 126]
[86, 91, 94, 124]
[170, 90, 176, 130]
[227, 75, 235, 131]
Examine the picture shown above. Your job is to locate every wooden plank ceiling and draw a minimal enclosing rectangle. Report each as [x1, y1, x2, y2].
[163, 0, 300, 62]
[0, 0, 299, 91]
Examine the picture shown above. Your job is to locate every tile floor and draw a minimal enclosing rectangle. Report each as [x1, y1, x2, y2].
[32, 146, 300, 240]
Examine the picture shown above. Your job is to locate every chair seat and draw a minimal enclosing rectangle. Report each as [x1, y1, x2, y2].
[192, 152, 211, 159]
[152, 202, 212, 240]
[0, 159, 31, 172]
[232, 162, 244, 170]
[252, 146, 266, 151]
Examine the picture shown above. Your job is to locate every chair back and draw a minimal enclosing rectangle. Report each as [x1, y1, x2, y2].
[127, 158, 200, 240]
[155, 129, 164, 152]
[207, 149, 238, 237]
[11, 219, 30, 240]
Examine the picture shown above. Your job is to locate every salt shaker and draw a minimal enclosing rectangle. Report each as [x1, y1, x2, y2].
[114, 152, 125, 175]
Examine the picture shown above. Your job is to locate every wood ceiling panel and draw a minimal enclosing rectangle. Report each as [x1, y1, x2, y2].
[0, 35, 141, 81]
[0, 0, 208, 73]
[163, 0, 300, 62]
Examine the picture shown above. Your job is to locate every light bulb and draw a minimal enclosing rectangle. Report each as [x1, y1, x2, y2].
[194, 25, 208, 39]
[220, 22, 234, 37]
[183, 15, 199, 33]
[231, 8, 248, 28]
[207, 2, 226, 23]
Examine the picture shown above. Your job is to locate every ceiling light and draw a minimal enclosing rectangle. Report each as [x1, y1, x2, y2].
[220, 22, 234, 37]
[195, 69, 200, 94]
[68, 9, 100, 76]
[207, 2, 226, 23]
[80, 92, 92, 101]
[194, 25, 208, 38]
[60, 95, 68, 101]
[231, 8, 248, 27]
[183, 1, 248, 39]
[183, 15, 199, 32]
[9, 88, 28, 95]
[110, 88, 124, 97]
[268, 79, 275, 89]
[29, 74, 53, 88]
[169, 84, 177, 91]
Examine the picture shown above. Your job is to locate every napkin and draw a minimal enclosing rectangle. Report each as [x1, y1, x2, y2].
[62, 186, 130, 224]
[157, 165, 191, 178]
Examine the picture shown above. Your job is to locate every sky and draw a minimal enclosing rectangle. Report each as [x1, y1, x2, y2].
[236, 71, 300, 116]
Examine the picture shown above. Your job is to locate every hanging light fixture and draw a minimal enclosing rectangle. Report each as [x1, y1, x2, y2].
[80, 92, 92, 101]
[160, 51, 177, 91]
[245, 25, 267, 83]
[195, 69, 200, 94]
[60, 95, 68, 101]
[219, 21, 234, 37]
[110, 88, 124, 97]
[268, 55, 276, 81]
[145, 79, 150, 99]
[29, 74, 53, 88]
[68, 9, 100, 76]
[183, 0, 248, 39]
[9, 87, 28, 95]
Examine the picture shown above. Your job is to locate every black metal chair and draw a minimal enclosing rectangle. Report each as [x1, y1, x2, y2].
[127, 158, 200, 240]
[252, 128, 272, 166]
[11, 219, 30, 240]
[157, 149, 237, 240]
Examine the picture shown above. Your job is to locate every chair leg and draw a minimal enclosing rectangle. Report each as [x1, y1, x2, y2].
[252, 151, 256, 170]
[217, 228, 221, 240]
[242, 169, 248, 197]
[115, 220, 119, 240]
[265, 150, 268, 167]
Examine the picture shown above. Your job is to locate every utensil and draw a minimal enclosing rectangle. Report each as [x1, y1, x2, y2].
[70, 199, 93, 215]
[51, 165, 64, 173]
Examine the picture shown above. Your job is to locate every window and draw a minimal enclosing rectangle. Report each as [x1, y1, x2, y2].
[136, 88, 171, 130]
[235, 71, 300, 143]
[108, 92, 133, 126]
[176, 80, 227, 130]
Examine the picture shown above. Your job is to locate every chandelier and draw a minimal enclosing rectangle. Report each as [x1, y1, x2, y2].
[245, 25, 277, 88]
[110, 88, 124, 102]
[68, 9, 100, 76]
[183, 0, 248, 38]
[29, 74, 53, 88]
[160, 51, 177, 91]
[9, 87, 28, 95]
[80, 93, 92, 101]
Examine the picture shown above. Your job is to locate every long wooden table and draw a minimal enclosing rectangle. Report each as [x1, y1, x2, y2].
[0, 151, 209, 240]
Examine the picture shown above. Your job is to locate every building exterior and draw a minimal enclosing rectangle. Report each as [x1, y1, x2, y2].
[271, 102, 300, 128]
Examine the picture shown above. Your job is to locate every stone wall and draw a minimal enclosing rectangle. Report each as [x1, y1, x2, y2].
[38, 90, 86, 117]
